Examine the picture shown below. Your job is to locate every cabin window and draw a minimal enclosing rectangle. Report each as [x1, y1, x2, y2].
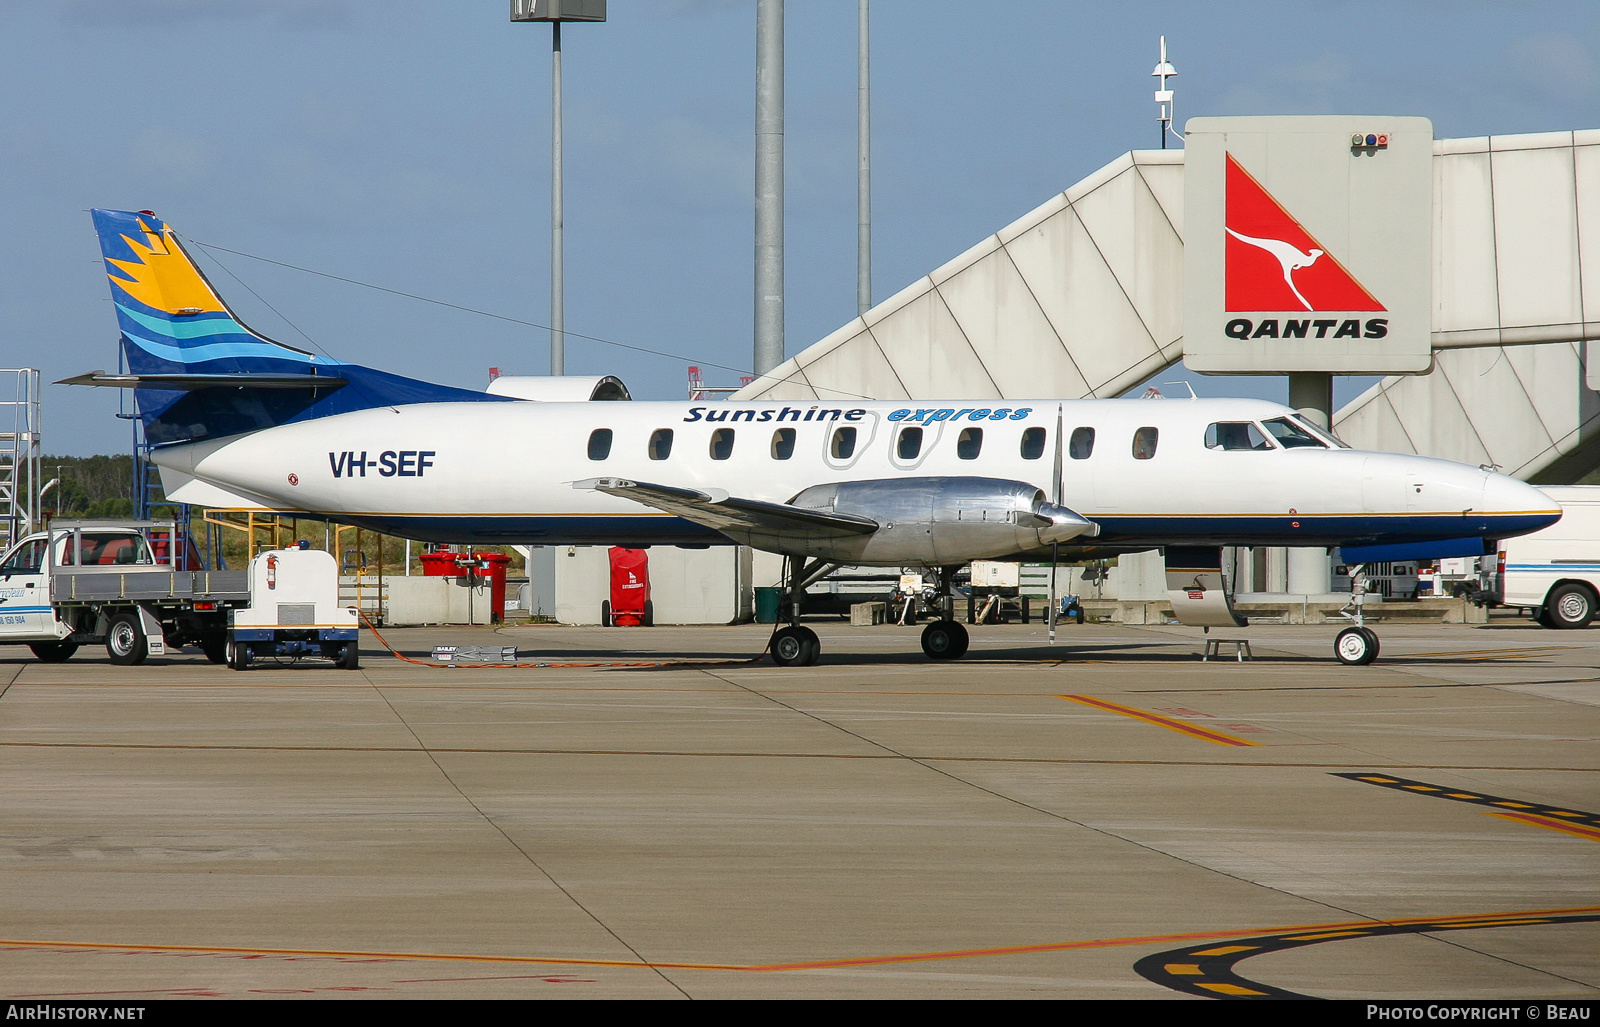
[1262, 417, 1327, 449]
[831, 426, 857, 460]
[710, 428, 735, 460]
[1132, 426, 1159, 460]
[771, 427, 796, 460]
[1069, 427, 1095, 460]
[587, 428, 613, 461]
[897, 426, 923, 460]
[957, 427, 983, 460]
[648, 428, 674, 460]
[1205, 422, 1273, 451]
[1020, 427, 1047, 460]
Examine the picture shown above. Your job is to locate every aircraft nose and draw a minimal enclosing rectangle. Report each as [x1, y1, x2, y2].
[1482, 472, 1561, 533]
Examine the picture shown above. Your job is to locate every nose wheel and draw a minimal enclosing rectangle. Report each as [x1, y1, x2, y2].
[1335, 626, 1379, 665]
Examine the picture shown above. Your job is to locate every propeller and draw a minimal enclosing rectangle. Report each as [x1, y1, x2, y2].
[1049, 404, 1063, 645]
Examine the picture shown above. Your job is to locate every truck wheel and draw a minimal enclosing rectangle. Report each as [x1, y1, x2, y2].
[227, 641, 252, 671]
[340, 641, 360, 670]
[1544, 584, 1596, 629]
[106, 613, 148, 666]
[29, 642, 77, 663]
[201, 639, 227, 664]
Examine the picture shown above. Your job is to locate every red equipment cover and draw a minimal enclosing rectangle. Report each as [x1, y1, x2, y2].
[608, 547, 650, 626]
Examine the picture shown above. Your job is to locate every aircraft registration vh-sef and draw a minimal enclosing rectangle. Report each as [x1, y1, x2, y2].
[65, 209, 1559, 667]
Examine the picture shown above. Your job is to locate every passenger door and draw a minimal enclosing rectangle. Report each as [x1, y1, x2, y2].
[0, 538, 51, 638]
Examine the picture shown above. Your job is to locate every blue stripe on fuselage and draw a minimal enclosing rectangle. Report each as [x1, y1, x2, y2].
[308, 511, 1556, 550]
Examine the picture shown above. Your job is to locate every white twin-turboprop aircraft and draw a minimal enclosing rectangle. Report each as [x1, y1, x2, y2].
[67, 209, 1560, 666]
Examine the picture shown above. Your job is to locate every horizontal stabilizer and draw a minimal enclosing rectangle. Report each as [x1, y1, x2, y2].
[58, 371, 348, 391]
[573, 477, 879, 539]
[158, 467, 274, 510]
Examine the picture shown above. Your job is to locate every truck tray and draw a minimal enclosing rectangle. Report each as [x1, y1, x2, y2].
[50, 567, 250, 604]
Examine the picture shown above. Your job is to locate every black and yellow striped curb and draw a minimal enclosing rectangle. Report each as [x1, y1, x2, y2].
[1133, 910, 1600, 999]
[1333, 772, 1600, 838]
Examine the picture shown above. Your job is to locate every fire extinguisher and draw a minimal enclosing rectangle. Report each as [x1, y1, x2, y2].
[266, 554, 278, 590]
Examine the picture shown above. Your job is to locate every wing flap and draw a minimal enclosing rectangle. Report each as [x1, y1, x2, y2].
[573, 478, 878, 539]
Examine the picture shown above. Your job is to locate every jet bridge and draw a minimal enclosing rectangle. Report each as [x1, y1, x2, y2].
[735, 129, 1600, 485]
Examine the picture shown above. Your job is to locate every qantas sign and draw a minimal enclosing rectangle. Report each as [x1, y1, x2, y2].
[1183, 116, 1434, 375]
[1224, 154, 1384, 313]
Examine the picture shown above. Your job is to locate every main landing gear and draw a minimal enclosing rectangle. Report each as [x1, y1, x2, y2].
[769, 556, 836, 667]
[918, 566, 968, 660]
[769, 561, 973, 665]
[1335, 563, 1381, 666]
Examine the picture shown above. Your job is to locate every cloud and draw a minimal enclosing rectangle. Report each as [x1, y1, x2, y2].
[1508, 32, 1600, 97]
[58, 0, 369, 30]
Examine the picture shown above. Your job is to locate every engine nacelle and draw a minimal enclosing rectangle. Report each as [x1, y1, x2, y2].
[788, 476, 1096, 565]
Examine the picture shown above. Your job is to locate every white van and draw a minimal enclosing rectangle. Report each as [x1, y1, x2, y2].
[1478, 485, 1600, 628]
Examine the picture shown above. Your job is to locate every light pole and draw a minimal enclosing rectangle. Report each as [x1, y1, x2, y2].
[753, 0, 784, 379]
[858, 0, 870, 318]
[511, 0, 607, 376]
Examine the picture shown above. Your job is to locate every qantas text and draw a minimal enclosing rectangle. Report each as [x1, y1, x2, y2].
[1225, 318, 1388, 340]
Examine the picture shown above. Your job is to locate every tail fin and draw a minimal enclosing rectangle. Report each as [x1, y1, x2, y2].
[93, 208, 326, 376]
[82, 209, 504, 444]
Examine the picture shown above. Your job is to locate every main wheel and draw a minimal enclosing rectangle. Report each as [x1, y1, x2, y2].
[29, 642, 77, 663]
[1543, 583, 1596, 629]
[921, 619, 970, 660]
[227, 640, 252, 671]
[339, 641, 360, 670]
[105, 613, 148, 666]
[771, 625, 820, 666]
[1335, 626, 1379, 666]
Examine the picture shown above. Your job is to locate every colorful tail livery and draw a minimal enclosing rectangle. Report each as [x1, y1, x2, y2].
[70, 209, 505, 444]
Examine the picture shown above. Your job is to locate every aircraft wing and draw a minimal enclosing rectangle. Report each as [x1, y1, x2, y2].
[573, 478, 879, 539]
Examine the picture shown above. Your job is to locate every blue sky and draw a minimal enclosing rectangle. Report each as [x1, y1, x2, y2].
[4, 1, 1596, 454]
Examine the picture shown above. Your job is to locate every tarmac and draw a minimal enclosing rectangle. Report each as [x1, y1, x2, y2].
[0, 616, 1595, 1000]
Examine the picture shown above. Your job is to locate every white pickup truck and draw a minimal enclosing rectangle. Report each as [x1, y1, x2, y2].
[0, 520, 359, 667]
[1476, 485, 1600, 629]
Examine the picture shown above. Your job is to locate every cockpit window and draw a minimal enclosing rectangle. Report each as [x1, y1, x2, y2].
[1289, 415, 1350, 449]
[1205, 422, 1274, 451]
[1262, 417, 1327, 449]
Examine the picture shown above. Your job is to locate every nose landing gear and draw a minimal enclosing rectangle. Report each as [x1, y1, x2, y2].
[1335, 563, 1381, 665]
